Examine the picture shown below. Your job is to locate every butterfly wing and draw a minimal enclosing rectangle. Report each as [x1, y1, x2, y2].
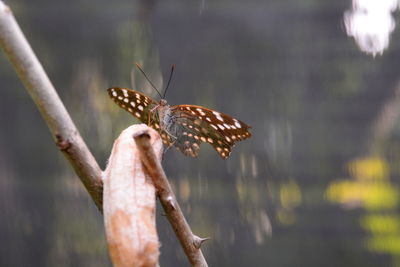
[171, 105, 252, 159]
[171, 125, 202, 158]
[108, 87, 158, 123]
[108, 87, 176, 145]
[108, 88, 252, 159]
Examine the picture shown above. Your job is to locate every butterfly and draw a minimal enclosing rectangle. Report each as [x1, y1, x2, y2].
[107, 65, 251, 159]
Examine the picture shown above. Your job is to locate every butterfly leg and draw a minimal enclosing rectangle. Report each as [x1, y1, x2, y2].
[164, 130, 177, 139]
[147, 110, 153, 126]
[161, 137, 178, 160]
[147, 105, 159, 126]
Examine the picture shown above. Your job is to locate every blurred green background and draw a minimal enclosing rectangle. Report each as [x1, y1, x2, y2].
[1, 0, 400, 266]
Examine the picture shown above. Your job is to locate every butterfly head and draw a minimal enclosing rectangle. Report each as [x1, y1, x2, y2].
[159, 99, 168, 106]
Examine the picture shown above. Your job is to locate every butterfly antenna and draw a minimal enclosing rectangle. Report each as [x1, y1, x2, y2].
[135, 63, 163, 99]
[163, 64, 175, 99]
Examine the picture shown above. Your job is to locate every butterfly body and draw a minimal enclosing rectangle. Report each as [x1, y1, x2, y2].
[108, 87, 251, 159]
[156, 100, 177, 138]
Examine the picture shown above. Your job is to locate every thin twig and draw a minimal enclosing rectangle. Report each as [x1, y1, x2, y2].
[0, 1, 103, 211]
[134, 130, 209, 267]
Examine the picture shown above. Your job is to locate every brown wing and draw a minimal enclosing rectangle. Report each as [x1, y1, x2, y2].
[108, 87, 175, 145]
[171, 104, 252, 159]
[108, 87, 158, 123]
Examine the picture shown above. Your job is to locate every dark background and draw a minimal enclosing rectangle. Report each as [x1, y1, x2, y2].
[1, 0, 400, 266]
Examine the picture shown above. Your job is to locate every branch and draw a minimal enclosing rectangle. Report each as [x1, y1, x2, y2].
[103, 125, 161, 267]
[0, 1, 103, 210]
[134, 128, 209, 267]
[0, 3, 209, 265]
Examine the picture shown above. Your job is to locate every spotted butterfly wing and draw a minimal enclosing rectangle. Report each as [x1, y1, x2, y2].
[108, 87, 252, 159]
[107, 87, 174, 143]
[170, 105, 251, 158]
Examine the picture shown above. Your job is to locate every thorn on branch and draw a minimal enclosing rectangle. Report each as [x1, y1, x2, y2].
[193, 235, 210, 249]
[166, 195, 176, 210]
[55, 134, 71, 151]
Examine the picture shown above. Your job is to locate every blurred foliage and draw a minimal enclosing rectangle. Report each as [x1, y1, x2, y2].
[326, 155, 400, 262]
